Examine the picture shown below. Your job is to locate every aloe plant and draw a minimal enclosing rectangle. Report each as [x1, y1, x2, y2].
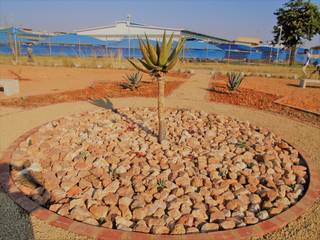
[121, 71, 142, 90]
[128, 32, 185, 143]
[227, 72, 245, 91]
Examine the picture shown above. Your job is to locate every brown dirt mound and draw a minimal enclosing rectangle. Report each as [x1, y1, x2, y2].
[0, 81, 184, 108]
[209, 83, 320, 128]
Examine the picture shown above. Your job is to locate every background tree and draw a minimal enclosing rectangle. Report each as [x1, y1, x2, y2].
[273, 0, 320, 65]
[128, 32, 185, 143]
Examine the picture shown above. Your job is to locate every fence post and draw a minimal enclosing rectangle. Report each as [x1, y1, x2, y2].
[78, 37, 81, 57]
[13, 29, 18, 63]
[49, 36, 52, 56]
[227, 44, 231, 64]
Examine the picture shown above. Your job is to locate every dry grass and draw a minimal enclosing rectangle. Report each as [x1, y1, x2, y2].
[1, 54, 311, 78]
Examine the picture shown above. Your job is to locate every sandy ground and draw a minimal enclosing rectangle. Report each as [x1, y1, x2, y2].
[1, 64, 319, 113]
[213, 75, 320, 114]
[0, 65, 179, 99]
[0, 70, 320, 240]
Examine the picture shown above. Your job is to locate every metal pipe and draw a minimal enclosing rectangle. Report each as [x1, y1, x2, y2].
[276, 25, 283, 62]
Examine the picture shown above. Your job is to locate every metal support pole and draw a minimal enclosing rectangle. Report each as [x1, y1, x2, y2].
[276, 26, 283, 62]
[227, 44, 231, 64]
[78, 38, 81, 57]
[13, 28, 18, 63]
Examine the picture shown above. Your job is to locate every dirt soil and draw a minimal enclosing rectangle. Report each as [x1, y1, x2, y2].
[209, 83, 320, 128]
[0, 81, 184, 108]
[0, 64, 190, 99]
[212, 75, 320, 114]
[0, 64, 189, 108]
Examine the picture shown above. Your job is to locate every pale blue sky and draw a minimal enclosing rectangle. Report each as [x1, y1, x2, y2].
[0, 0, 319, 47]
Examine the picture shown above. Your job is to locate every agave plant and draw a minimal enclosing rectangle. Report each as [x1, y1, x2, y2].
[128, 32, 185, 143]
[227, 72, 245, 91]
[121, 71, 142, 90]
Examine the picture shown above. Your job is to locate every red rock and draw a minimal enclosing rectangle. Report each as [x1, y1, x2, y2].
[78, 178, 92, 189]
[133, 183, 146, 193]
[102, 219, 113, 228]
[45, 173, 60, 190]
[57, 204, 69, 216]
[74, 161, 92, 171]
[262, 200, 273, 209]
[269, 206, 283, 215]
[131, 198, 146, 209]
[69, 198, 85, 209]
[101, 175, 112, 188]
[266, 190, 278, 201]
[244, 216, 259, 224]
[133, 207, 148, 220]
[191, 209, 208, 221]
[201, 223, 219, 232]
[175, 176, 190, 187]
[187, 227, 200, 233]
[60, 178, 78, 192]
[249, 194, 261, 204]
[70, 206, 93, 221]
[103, 193, 119, 205]
[107, 206, 121, 221]
[220, 220, 236, 230]
[151, 225, 169, 234]
[292, 165, 307, 177]
[247, 184, 258, 193]
[180, 204, 192, 215]
[247, 176, 259, 186]
[49, 203, 62, 212]
[115, 216, 133, 227]
[117, 186, 134, 197]
[134, 220, 150, 233]
[118, 197, 132, 207]
[153, 208, 165, 218]
[168, 209, 182, 221]
[171, 224, 186, 234]
[105, 180, 120, 193]
[67, 185, 82, 197]
[119, 204, 132, 219]
[89, 205, 109, 219]
[209, 210, 225, 222]
[226, 199, 240, 210]
[177, 214, 194, 227]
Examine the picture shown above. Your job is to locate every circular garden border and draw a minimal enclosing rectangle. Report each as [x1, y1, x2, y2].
[1, 117, 320, 240]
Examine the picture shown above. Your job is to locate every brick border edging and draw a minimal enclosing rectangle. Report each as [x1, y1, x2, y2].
[0, 118, 320, 240]
[274, 97, 320, 116]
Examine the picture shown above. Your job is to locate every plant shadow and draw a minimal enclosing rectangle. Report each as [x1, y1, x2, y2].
[0, 162, 35, 240]
[89, 97, 157, 138]
[203, 87, 230, 95]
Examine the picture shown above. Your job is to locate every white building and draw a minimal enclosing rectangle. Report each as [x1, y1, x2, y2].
[75, 19, 230, 43]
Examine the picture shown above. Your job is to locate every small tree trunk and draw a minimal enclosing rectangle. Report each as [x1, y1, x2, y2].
[157, 77, 166, 143]
[289, 45, 296, 66]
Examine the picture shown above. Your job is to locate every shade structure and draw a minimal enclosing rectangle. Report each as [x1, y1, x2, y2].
[38, 33, 107, 46]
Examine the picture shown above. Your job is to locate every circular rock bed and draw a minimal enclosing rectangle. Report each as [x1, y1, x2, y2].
[10, 108, 308, 235]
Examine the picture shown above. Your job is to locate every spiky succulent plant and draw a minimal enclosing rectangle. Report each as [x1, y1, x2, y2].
[128, 32, 185, 77]
[128, 32, 185, 143]
[121, 71, 142, 90]
[227, 72, 245, 91]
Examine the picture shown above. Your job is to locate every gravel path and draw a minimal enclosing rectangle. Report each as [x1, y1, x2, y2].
[0, 70, 319, 240]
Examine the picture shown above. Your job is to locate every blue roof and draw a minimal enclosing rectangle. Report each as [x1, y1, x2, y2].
[38, 34, 106, 46]
[218, 43, 255, 52]
[106, 39, 223, 50]
[184, 40, 223, 50]
[106, 38, 157, 48]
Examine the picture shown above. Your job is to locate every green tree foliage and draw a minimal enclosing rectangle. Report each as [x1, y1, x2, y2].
[273, 0, 320, 65]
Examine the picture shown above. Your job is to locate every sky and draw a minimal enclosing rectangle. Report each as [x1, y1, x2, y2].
[0, 0, 319, 47]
